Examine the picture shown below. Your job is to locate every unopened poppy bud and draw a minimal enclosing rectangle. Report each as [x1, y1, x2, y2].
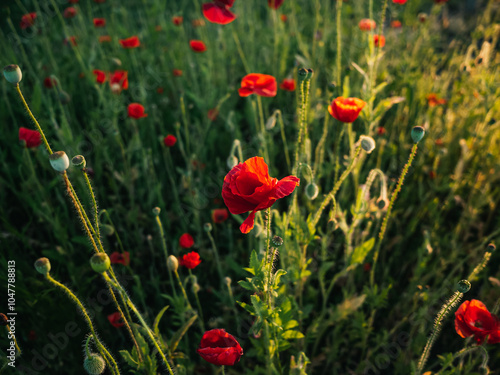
[3, 64, 22, 84]
[111, 58, 122, 66]
[418, 13, 427, 23]
[35, 257, 51, 275]
[204, 223, 212, 232]
[377, 197, 389, 210]
[152, 207, 161, 216]
[72, 155, 86, 169]
[0, 313, 8, 326]
[192, 282, 200, 294]
[487, 243, 496, 251]
[49, 151, 70, 172]
[167, 255, 178, 272]
[101, 224, 114, 236]
[456, 280, 471, 293]
[411, 126, 425, 143]
[272, 235, 284, 247]
[307, 68, 314, 80]
[227, 155, 238, 169]
[298, 68, 308, 82]
[224, 277, 232, 286]
[83, 353, 106, 375]
[360, 136, 376, 154]
[59, 90, 71, 104]
[305, 183, 319, 200]
[90, 253, 111, 273]
[265, 113, 277, 130]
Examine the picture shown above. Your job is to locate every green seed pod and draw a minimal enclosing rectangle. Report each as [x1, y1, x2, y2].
[360, 135, 376, 154]
[298, 68, 308, 82]
[305, 183, 319, 200]
[307, 68, 314, 80]
[0, 313, 8, 326]
[100, 224, 114, 236]
[204, 223, 212, 232]
[90, 253, 110, 274]
[456, 280, 471, 293]
[152, 207, 161, 216]
[272, 235, 284, 247]
[192, 282, 200, 294]
[72, 155, 86, 169]
[49, 151, 70, 173]
[35, 257, 51, 275]
[167, 255, 178, 272]
[227, 155, 238, 169]
[265, 113, 277, 130]
[411, 126, 425, 144]
[83, 353, 106, 375]
[3, 64, 22, 84]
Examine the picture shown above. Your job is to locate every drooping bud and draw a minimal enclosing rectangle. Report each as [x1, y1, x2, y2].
[0, 313, 8, 326]
[305, 183, 319, 200]
[83, 353, 106, 375]
[360, 135, 376, 154]
[100, 224, 114, 236]
[298, 68, 308, 82]
[192, 282, 200, 294]
[90, 253, 111, 273]
[49, 151, 70, 172]
[167, 255, 178, 272]
[307, 68, 314, 80]
[456, 280, 471, 293]
[411, 126, 425, 143]
[3, 64, 22, 84]
[272, 235, 284, 247]
[203, 223, 212, 232]
[35, 257, 51, 275]
[72, 155, 86, 169]
[152, 207, 161, 216]
[224, 277, 232, 286]
[227, 155, 238, 169]
[265, 112, 277, 130]
[487, 243, 496, 252]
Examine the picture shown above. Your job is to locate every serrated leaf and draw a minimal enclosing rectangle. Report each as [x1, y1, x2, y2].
[119, 350, 140, 369]
[283, 320, 299, 330]
[282, 330, 305, 339]
[169, 314, 198, 353]
[350, 238, 375, 265]
[238, 280, 255, 291]
[153, 305, 169, 337]
[237, 301, 256, 315]
[272, 269, 287, 289]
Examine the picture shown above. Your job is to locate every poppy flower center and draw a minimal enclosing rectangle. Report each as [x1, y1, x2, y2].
[235, 174, 263, 196]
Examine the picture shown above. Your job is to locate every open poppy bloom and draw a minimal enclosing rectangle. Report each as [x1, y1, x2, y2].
[172, 16, 183, 25]
[63, 7, 77, 18]
[426, 93, 447, 107]
[64, 36, 77, 46]
[359, 19, 376, 31]
[20, 13, 37, 29]
[110, 251, 130, 266]
[222, 157, 299, 234]
[268, 0, 284, 10]
[119, 36, 140, 48]
[374, 35, 385, 47]
[173, 69, 183, 76]
[179, 251, 201, 269]
[197, 329, 243, 366]
[43, 77, 57, 88]
[179, 233, 194, 248]
[107, 312, 124, 328]
[328, 97, 366, 123]
[212, 208, 229, 223]
[208, 108, 219, 121]
[164, 134, 177, 147]
[19, 127, 42, 148]
[392, 0, 407, 3]
[279, 78, 296, 91]
[190, 40, 207, 52]
[93, 69, 107, 84]
[128, 103, 147, 119]
[202, 0, 236, 25]
[109, 70, 128, 92]
[455, 300, 500, 344]
[93, 18, 106, 27]
[391, 20, 402, 28]
[238, 74, 277, 97]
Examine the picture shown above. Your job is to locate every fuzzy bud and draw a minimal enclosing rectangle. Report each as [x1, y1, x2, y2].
[90, 253, 110, 273]
[71, 155, 86, 169]
[83, 353, 106, 375]
[192, 282, 200, 294]
[101, 224, 114, 236]
[0, 313, 8, 326]
[152, 207, 161, 216]
[3, 64, 22, 84]
[203, 223, 212, 232]
[167, 255, 178, 272]
[224, 277, 232, 286]
[411, 126, 425, 144]
[456, 280, 471, 293]
[305, 183, 319, 200]
[227, 155, 238, 169]
[298, 68, 308, 82]
[49, 151, 70, 172]
[265, 113, 277, 130]
[35, 257, 51, 275]
[272, 235, 284, 247]
[360, 136, 376, 154]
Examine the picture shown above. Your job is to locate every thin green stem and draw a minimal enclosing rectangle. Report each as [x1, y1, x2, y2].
[174, 270, 193, 310]
[257, 96, 270, 162]
[188, 270, 205, 331]
[435, 346, 490, 375]
[207, 230, 224, 283]
[265, 208, 272, 262]
[155, 215, 177, 296]
[276, 111, 291, 172]
[336, 0, 343, 87]
[83, 172, 100, 241]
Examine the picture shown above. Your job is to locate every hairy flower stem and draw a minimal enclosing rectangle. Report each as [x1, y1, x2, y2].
[293, 79, 311, 176]
[370, 144, 418, 286]
[188, 270, 205, 331]
[83, 171, 100, 241]
[435, 346, 490, 375]
[336, 0, 343, 87]
[173, 270, 193, 310]
[276, 110, 291, 172]
[265, 208, 272, 263]
[207, 230, 224, 285]
[257, 96, 270, 163]
[45, 274, 120, 375]
[155, 215, 177, 297]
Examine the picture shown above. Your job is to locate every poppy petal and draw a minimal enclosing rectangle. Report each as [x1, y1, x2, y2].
[274, 176, 300, 199]
[202, 3, 236, 24]
[240, 211, 256, 234]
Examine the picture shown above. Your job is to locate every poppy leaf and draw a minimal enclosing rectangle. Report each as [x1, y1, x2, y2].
[169, 314, 198, 353]
[272, 269, 287, 289]
[282, 330, 305, 339]
[350, 238, 375, 265]
[153, 305, 170, 337]
[119, 350, 140, 369]
[238, 280, 255, 291]
[237, 301, 256, 315]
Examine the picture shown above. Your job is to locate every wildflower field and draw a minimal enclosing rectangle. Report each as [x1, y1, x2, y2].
[1, 0, 500, 374]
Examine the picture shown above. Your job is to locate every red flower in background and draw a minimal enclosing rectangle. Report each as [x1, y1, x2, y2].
[279, 78, 296, 91]
[43, 77, 57, 88]
[93, 69, 107, 84]
[359, 19, 376, 31]
[426, 93, 447, 107]
[20, 13, 37, 29]
[328, 97, 366, 123]
[19, 127, 42, 148]
[164, 134, 177, 147]
[268, 0, 284, 10]
[238, 74, 277, 97]
[192, 19, 206, 27]
[392, 0, 407, 3]
[173, 69, 183, 77]
[93, 18, 106, 27]
[190, 40, 207, 52]
[128, 103, 148, 119]
[99, 35, 112, 43]
[110, 70, 128, 92]
[455, 300, 500, 344]
[208, 108, 219, 121]
[110, 251, 130, 266]
[179, 251, 201, 269]
[391, 20, 402, 28]
[203, 0, 236, 25]
[64, 36, 77, 46]
[222, 157, 299, 233]
[107, 312, 124, 328]
[172, 16, 183, 26]
[119, 36, 140, 48]
[434, 0, 448, 3]
[377, 126, 386, 136]
[197, 329, 243, 366]
[374, 35, 385, 47]
[179, 233, 194, 248]
[212, 208, 229, 223]
[280, 14, 287, 22]
[63, 7, 77, 18]
[68, 0, 79, 3]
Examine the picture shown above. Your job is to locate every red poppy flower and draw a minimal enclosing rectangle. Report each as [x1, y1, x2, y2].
[377, 126, 386, 136]
[119, 36, 140, 48]
[190, 40, 207, 52]
[268, 0, 284, 10]
[68, 0, 79, 3]
[20, 13, 37, 29]
[280, 14, 287, 22]
[202, 0, 236, 25]
[157, 87, 164, 94]
[99, 35, 112, 43]
[109, 70, 128, 92]
[172, 16, 183, 26]
[279, 78, 296, 91]
[63, 7, 77, 18]
[179, 251, 201, 269]
[391, 20, 402, 28]
[222, 157, 299, 234]
[435, 138, 444, 147]
[208, 108, 219, 121]
[374, 35, 385, 47]
[93, 69, 107, 84]
[128, 103, 148, 119]
[179, 233, 194, 248]
[173, 69, 183, 77]
[359, 19, 376, 31]
[164, 135, 177, 147]
[455, 300, 500, 344]
[110, 251, 130, 266]
[238, 73, 277, 97]
[43, 77, 57, 88]
[19, 127, 42, 148]
[328, 97, 366, 123]
[212, 208, 229, 223]
[107, 312, 124, 328]
[93, 18, 106, 27]
[434, 0, 448, 3]
[64, 36, 77, 46]
[197, 329, 243, 366]
[426, 93, 447, 107]
[392, 0, 407, 3]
